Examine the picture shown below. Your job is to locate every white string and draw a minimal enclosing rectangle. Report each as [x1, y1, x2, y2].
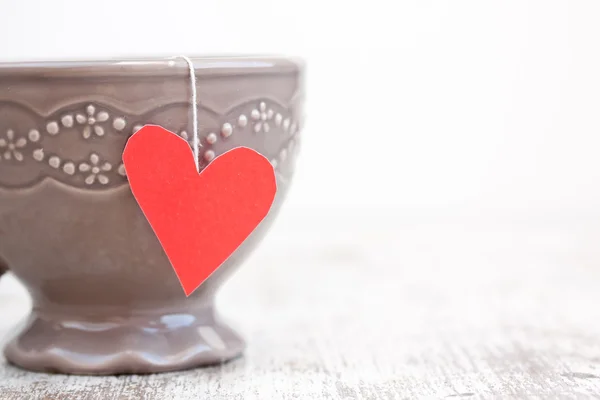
[171, 55, 200, 171]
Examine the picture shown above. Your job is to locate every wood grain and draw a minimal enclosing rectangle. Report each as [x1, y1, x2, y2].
[2, 211, 600, 399]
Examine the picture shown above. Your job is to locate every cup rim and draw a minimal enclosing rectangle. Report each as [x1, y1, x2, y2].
[0, 54, 304, 78]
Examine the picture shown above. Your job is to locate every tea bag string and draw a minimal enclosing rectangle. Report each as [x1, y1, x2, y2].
[171, 55, 201, 172]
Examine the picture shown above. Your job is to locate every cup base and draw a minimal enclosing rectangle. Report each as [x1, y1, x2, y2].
[4, 306, 245, 375]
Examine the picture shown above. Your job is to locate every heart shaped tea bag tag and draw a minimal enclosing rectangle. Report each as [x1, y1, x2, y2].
[123, 125, 277, 296]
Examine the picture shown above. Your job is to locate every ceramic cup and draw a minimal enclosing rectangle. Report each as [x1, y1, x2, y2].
[0, 56, 304, 374]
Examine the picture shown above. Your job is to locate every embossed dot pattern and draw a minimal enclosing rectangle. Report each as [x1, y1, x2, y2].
[0, 100, 301, 188]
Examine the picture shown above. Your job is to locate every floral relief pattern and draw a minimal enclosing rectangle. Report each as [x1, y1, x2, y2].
[77, 105, 110, 139]
[0, 129, 27, 161]
[0, 99, 301, 189]
[250, 102, 274, 133]
[79, 153, 112, 185]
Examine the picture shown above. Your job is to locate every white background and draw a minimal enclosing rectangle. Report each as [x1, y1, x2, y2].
[2, 0, 600, 222]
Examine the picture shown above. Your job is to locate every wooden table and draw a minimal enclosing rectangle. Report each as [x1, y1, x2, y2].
[1, 210, 600, 399]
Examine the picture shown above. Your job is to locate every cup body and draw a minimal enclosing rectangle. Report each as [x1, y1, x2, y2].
[0, 56, 304, 374]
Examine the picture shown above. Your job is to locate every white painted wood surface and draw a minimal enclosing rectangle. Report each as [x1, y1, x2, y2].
[2, 210, 600, 399]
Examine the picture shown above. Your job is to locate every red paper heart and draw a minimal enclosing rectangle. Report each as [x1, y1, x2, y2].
[122, 125, 277, 296]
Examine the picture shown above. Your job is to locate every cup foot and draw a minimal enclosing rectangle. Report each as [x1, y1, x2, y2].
[4, 307, 245, 375]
